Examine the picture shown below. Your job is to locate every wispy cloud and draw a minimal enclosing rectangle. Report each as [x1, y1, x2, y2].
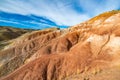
[0, 12, 61, 29]
[0, 19, 21, 24]
[0, 0, 120, 29]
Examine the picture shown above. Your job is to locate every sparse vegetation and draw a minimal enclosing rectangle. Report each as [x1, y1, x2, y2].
[88, 10, 120, 23]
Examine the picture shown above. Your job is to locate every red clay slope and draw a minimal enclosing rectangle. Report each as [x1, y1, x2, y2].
[1, 10, 120, 80]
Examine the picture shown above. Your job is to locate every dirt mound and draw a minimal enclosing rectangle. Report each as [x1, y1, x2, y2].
[1, 10, 120, 80]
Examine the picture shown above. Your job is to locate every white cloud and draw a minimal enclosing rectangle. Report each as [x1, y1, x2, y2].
[78, 0, 120, 16]
[0, 0, 120, 27]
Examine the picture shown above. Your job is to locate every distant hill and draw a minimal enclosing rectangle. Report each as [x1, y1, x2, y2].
[0, 26, 34, 41]
[0, 26, 34, 50]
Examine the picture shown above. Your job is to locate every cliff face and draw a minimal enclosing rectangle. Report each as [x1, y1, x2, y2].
[1, 10, 120, 80]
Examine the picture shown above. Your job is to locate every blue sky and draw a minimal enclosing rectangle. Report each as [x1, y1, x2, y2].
[0, 0, 120, 29]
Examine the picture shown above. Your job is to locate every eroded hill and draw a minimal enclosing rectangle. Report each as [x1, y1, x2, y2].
[1, 10, 120, 80]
